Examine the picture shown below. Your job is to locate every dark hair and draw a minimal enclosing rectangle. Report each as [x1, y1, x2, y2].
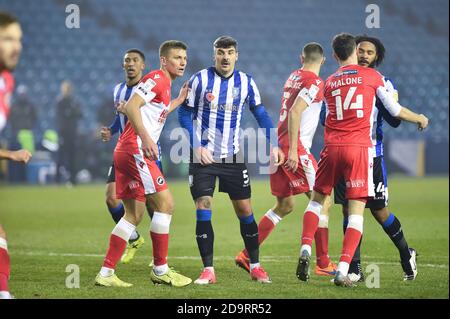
[355, 35, 385, 67]
[159, 40, 187, 57]
[0, 11, 18, 28]
[125, 48, 145, 62]
[213, 36, 238, 50]
[302, 42, 324, 63]
[332, 33, 356, 61]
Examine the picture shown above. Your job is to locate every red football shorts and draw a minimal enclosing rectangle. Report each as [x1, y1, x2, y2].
[313, 145, 374, 200]
[114, 150, 168, 202]
[270, 152, 317, 197]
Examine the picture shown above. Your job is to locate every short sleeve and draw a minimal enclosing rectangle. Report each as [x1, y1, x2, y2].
[135, 74, 159, 103]
[185, 73, 199, 108]
[248, 77, 262, 108]
[296, 79, 321, 106]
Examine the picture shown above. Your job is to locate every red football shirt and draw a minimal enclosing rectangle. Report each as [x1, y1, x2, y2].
[323, 64, 384, 147]
[116, 70, 171, 153]
[277, 69, 324, 152]
[0, 70, 15, 132]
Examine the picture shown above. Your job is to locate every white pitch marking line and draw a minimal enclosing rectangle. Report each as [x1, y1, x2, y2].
[10, 251, 449, 269]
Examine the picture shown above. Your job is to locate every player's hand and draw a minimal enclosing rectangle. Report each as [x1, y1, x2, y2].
[194, 147, 215, 166]
[141, 136, 159, 160]
[418, 114, 429, 131]
[177, 81, 189, 103]
[116, 101, 127, 114]
[284, 149, 299, 172]
[100, 127, 112, 142]
[10, 149, 32, 164]
[271, 147, 285, 166]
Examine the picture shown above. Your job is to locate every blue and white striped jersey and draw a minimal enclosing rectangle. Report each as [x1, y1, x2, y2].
[372, 77, 400, 157]
[112, 81, 137, 134]
[185, 67, 262, 158]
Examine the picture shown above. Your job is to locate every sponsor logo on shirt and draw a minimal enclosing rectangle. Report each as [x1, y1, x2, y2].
[129, 180, 140, 190]
[346, 179, 366, 188]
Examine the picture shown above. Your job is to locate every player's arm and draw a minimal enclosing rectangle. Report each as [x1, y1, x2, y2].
[376, 87, 428, 130]
[377, 77, 401, 128]
[284, 96, 309, 173]
[101, 112, 120, 142]
[248, 77, 283, 165]
[169, 81, 188, 113]
[319, 102, 326, 126]
[177, 74, 214, 165]
[0, 149, 32, 163]
[125, 78, 159, 160]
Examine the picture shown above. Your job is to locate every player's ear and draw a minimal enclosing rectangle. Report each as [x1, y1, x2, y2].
[322, 57, 326, 65]
[300, 55, 305, 65]
[235, 51, 238, 62]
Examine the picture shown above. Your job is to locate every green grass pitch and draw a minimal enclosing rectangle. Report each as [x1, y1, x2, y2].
[0, 177, 448, 299]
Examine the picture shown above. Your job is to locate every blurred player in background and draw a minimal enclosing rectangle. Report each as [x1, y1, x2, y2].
[234, 42, 337, 277]
[100, 48, 163, 264]
[296, 33, 428, 287]
[95, 40, 191, 288]
[320, 35, 419, 282]
[178, 36, 284, 285]
[0, 11, 32, 299]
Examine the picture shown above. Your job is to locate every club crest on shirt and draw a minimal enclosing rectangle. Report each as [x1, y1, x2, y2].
[156, 176, 165, 185]
[232, 87, 240, 99]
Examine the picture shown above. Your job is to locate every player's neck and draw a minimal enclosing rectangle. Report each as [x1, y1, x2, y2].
[161, 68, 175, 82]
[339, 57, 358, 67]
[301, 64, 320, 76]
[126, 75, 142, 87]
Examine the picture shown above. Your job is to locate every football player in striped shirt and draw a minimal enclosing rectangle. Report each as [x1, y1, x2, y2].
[178, 36, 284, 284]
[0, 11, 32, 299]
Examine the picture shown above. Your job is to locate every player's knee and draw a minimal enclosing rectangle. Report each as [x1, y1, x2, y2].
[105, 195, 118, 208]
[371, 206, 389, 224]
[196, 196, 212, 210]
[276, 199, 294, 216]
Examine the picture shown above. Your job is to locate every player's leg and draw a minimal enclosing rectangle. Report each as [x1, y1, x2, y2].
[334, 199, 366, 287]
[313, 194, 337, 276]
[369, 159, 417, 281]
[231, 198, 271, 283]
[146, 189, 192, 287]
[235, 196, 289, 273]
[334, 177, 363, 278]
[105, 164, 144, 264]
[334, 146, 374, 287]
[371, 206, 417, 280]
[189, 163, 217, 285]
[297, 190, 329, 281]
[0, 224, 12, 299]
[95, 198, 145, 287]
[297, 146, 335, 282]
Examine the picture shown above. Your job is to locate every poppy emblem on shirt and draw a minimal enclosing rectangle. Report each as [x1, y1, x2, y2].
[206, 92, 215, 102]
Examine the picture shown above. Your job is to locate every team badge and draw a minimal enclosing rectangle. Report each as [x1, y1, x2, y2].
[232, 87, 240, 99]
[157, 176, 165, 185]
